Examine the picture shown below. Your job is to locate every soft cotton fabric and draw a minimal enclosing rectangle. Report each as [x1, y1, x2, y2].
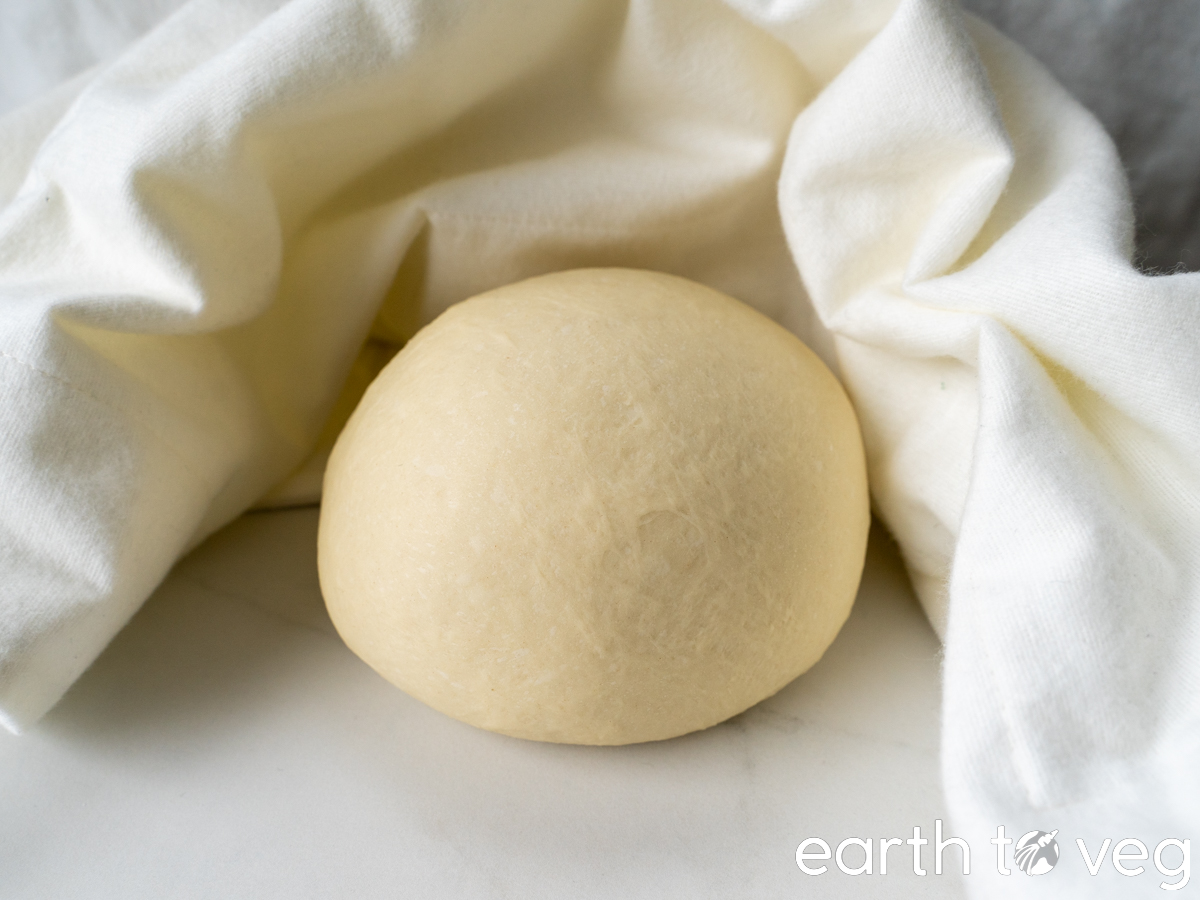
[962, 0, 1200, 274]
[1, 0, 1197, 896]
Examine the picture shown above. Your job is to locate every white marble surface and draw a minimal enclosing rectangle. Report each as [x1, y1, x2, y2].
[1, 508, 963, 899]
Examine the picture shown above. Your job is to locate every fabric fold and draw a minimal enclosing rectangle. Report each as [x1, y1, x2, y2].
[2, 1, 1198, 895]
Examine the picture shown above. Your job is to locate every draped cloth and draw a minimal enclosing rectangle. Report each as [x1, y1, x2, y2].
[2, 1, 1197, 894]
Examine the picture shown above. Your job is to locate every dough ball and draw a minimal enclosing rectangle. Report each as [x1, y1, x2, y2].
[318, 269, 868, 745]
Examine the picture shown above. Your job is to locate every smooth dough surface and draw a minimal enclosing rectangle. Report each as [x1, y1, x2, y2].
[318, 269, 869, 744]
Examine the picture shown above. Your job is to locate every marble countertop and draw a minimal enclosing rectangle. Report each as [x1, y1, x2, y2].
[1, 508, 963, 899]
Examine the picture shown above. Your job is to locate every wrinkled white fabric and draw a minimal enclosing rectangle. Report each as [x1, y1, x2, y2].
[1, 0, 1197, 895]
[963, 0, 1200, 274]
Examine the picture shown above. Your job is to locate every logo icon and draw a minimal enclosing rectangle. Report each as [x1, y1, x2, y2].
[1014, 830, 1060, 875]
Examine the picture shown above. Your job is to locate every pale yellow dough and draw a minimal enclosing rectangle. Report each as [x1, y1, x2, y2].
[318, 269, 869, 744]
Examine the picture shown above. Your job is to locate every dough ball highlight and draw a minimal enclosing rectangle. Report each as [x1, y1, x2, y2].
[318, 268, 869, 744]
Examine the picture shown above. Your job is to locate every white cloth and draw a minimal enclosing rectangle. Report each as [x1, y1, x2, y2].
[962, 0, 1200, 275]
[1, 0, 1197, 895]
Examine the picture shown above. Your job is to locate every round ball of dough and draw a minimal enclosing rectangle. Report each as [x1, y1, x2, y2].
[318, 269, 868, 745]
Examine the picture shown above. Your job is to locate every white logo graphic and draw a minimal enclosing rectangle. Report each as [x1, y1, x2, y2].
[1014, 830, 1060, 875]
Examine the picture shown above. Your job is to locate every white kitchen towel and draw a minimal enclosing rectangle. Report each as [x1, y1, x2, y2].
[1, 0, 1197, 895]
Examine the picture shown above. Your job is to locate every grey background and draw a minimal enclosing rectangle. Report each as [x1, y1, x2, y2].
[964, 0, 1200, 272]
